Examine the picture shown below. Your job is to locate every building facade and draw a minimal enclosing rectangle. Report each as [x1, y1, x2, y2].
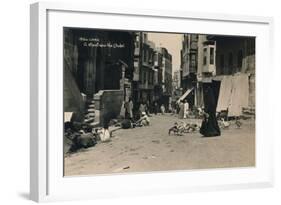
[180, 34, 201, 107]
[180, 33, 255, 117]
[64, 29, 174, 123]
[63, 28, 135, 122]
[139, 36, 156, 103]
[210, 36, 255, 110]
[132, 32, 173, 110]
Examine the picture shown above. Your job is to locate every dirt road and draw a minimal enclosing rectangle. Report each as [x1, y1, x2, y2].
[64, 114, 255, 176]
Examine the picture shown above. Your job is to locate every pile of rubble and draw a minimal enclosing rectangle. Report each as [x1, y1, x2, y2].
[64, 121, 97, 154]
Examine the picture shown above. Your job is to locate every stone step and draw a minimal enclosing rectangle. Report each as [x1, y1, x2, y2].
[90, 121, 100, 128]
[88, 104, 95, 108]
[85, 113, 95, 118]
[85, 116, 95, 120]
[87, 108, 95, 113]
[84, 118, 95, 124]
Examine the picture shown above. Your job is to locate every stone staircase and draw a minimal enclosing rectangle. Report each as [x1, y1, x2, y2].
[84, 100, 95, 123]
[84, 99, 100, 128]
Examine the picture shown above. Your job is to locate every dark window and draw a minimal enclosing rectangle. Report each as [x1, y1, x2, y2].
[203, 48, 207, 65]
[210, 47, 214, 65]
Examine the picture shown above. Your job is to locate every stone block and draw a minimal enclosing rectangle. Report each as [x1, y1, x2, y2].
[93, 90, 124, 127]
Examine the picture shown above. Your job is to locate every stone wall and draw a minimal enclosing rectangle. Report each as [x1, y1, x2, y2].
[64, 28, 85, 121]
[64, 64, 85, 121]
[94, 90, 124, 127]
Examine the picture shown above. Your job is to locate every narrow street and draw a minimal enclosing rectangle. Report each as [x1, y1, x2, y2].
[64, 114, 255, 176]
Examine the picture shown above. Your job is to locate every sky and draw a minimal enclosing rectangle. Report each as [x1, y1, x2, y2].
[147, 32, 183, 74]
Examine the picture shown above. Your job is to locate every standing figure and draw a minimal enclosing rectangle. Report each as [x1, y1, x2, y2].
[153, 101, 158, 115]
[200, 86, 221, 137]
[145, 101, 151, 116]
[160, 104, 165, 114]
[178, 100, 184, 119]
[124, 100, 130, 119]
[127, 97, 134, 119]
[183, 100, 189, 119]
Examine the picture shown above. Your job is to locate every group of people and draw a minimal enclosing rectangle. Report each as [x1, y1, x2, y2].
[124, 98, 168, 120]
[122, 85, 221, 137]
[122, 98, 151, 128]
[122, 98, 171, 128]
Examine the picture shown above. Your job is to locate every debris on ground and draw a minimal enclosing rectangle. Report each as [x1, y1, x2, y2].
[151, 140, 160, 144]
[168, 121, 200, 136]
[218, 118, 230, 129]
[217, 118, 244, 129]
[113, 166, 131, 172]
[64, 126, 97, 154]
[235, 119, 242, 128]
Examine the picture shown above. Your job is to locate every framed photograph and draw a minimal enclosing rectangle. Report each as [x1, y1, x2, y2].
[30, 2, 274, 202]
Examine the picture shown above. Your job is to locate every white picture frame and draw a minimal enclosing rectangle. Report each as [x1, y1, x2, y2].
[30, 1, 274, 202]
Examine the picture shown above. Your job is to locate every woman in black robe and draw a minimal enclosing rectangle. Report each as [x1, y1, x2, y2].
[200, 86, 221, 137]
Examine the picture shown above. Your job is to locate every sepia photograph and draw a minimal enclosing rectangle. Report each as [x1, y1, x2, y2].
[63, 28, 255, 176]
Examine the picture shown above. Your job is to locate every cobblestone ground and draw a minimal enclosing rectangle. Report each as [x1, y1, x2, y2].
[64, 114, 255, 176]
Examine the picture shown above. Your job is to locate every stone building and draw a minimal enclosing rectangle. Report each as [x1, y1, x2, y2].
[208, 36, 255, 115]
[132, 33, 156, 104]
[131, 32, 142, 103]
[153, 48, 164, 101]
[173, 70, 181, 89]
[139, 35, 156, 103]
[132, 32, 173, 110]
[161, 47, 173, 95]
[143, 46, 173, 110]
[172, 70, 182, 102]
[180, 33, 255, 117]
[63, 28, 134, 125]
[180, 34, 201, 107]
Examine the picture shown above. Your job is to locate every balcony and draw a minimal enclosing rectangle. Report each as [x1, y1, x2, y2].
[202, 44, 216, 74]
